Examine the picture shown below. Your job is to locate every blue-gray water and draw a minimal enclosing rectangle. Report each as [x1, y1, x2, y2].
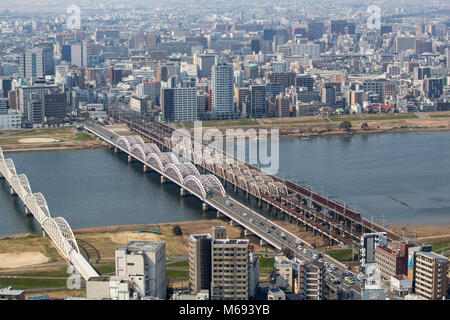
[0, 131, 449, 236]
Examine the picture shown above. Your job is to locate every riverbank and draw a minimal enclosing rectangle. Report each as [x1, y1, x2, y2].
[1, 220, 448, 272]
[178, 111, 450, 138]
[0, 127, 106, 153]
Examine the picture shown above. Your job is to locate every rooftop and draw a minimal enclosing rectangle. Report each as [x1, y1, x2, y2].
[117, 240, 165, 253]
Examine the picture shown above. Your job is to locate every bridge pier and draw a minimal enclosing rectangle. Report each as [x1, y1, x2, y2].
[216, 211, 224, 218]
[245, 191, 249, 200]
[260, 239, 269, 246]
[258, 198, 262, 208]
[160, 176, 166, 184]
[229, 220, 239, 226]
[114, 147, 119, 153]
[180, 188, 185, 197]
[233, 184, 237, 193]
[128, 155, 132, 163]
[24, 206, 31, 215]
[244, 229, 255, 236]
[42, 228, 46, 238]
[10, 187, 16, 196]
[143, 165, 149, 172]
[202, 202, 208, 211]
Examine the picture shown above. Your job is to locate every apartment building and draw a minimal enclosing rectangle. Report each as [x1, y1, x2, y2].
[188, 234, 212, 294]
[414, 251, 448, 300]
[211, 238, 250, 300]
[297, 260, 326, 300]
[274, 255, 294, 293]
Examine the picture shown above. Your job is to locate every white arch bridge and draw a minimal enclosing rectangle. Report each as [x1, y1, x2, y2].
[0, 147, 99, 281]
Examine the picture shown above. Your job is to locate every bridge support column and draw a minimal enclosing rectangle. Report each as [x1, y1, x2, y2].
[10, 187, 16, 196]
[143, 165, 149, 172]
[160, 176, 166, 184]
[202, 202, 208, 211]
[128, 155, 132, 163]
[246, 191, 249, 200]
[216, 211, 224, 218]
[114, 147, 118, 153]
[234, 184, 237, 193]
[180, 188, 185, 197]
[229, 220, 239, 226]
[244, 229, 255, 236]
[260, 239, 269, 246]
[42, 228, 46, 238]
[24, 206, 30, 215]
[258, 198, 262, 208]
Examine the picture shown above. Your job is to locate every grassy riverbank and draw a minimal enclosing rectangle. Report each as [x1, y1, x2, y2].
[176, 111, 450, 138]
[0, 127, 105, 152]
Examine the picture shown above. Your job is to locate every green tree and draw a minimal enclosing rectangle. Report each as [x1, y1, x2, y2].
[172, 225, 182, 236]
[282, 247, 294, 259]
[340, 120, 352, 131]
[361, 122, 369, 130]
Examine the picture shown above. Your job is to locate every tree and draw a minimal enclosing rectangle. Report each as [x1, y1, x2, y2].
[361, 122, 369, 130]
[340, 120, 352, 131]
[172, 225, 182, 236]
[282, 247, 294, 259]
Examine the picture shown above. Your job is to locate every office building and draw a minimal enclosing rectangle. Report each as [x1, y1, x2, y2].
[0, 287, 25, 300]
[425, 78, 443, 99]
[161, 87, 197, 123]
[20, 47, 54, 78]
[211, 63, 234, 114]
[295, 75, 314, 91]
[44, 93, 67, 120]
[321, 85, 336, 105]
[136, 81, 161, 105]
[115, 240, 166, 300]
[197, 54, 216, 79]
[249, 85, 267, 118]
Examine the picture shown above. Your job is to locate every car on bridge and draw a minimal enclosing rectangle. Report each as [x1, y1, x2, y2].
[250, 218, 254, 223]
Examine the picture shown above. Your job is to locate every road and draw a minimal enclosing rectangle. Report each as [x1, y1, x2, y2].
[83, 120, 362, 299]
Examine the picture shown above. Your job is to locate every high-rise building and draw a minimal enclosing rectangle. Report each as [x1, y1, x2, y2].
[322, 84, 336, 105]
[0, 78, 12, 98]
[197, 54, 216, 79]
[27, 93, 44, 127]
[211, 238, 250, 300]
[295, 75, 314, 91]
[360, 232, 388, 266]
[211, 63, 234, 114]
[43, 93, 67, 119]
[115, 240, 166, 300]
[189, 234, 212, 295]
[297, 260, 326, 300]
[425, 78, 443, 99]
[0, 98, 8, 114]
[307, 22, 324, 40]
[415, 39, 432, 55]
[136, 81, 161, 106]
[20, 47, 54, 78]
[249, 85, 267, 118]
[161, 87, 197, 123]
[414, 251, 448, 300]
[267, 71, 296, 88]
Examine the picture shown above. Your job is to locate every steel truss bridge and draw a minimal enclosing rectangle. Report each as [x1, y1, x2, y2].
[108, 111, 402, 248]
[0, 147, 99, 281]
[83, 122, 351, 270]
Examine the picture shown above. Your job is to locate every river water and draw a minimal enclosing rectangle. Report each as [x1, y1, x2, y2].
[0, 131, 449, 236]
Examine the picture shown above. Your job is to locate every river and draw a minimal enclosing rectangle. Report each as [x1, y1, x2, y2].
[0, 131, 449, 236]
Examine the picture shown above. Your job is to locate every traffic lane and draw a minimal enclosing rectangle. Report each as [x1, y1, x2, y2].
[210, 197, 315, 263]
